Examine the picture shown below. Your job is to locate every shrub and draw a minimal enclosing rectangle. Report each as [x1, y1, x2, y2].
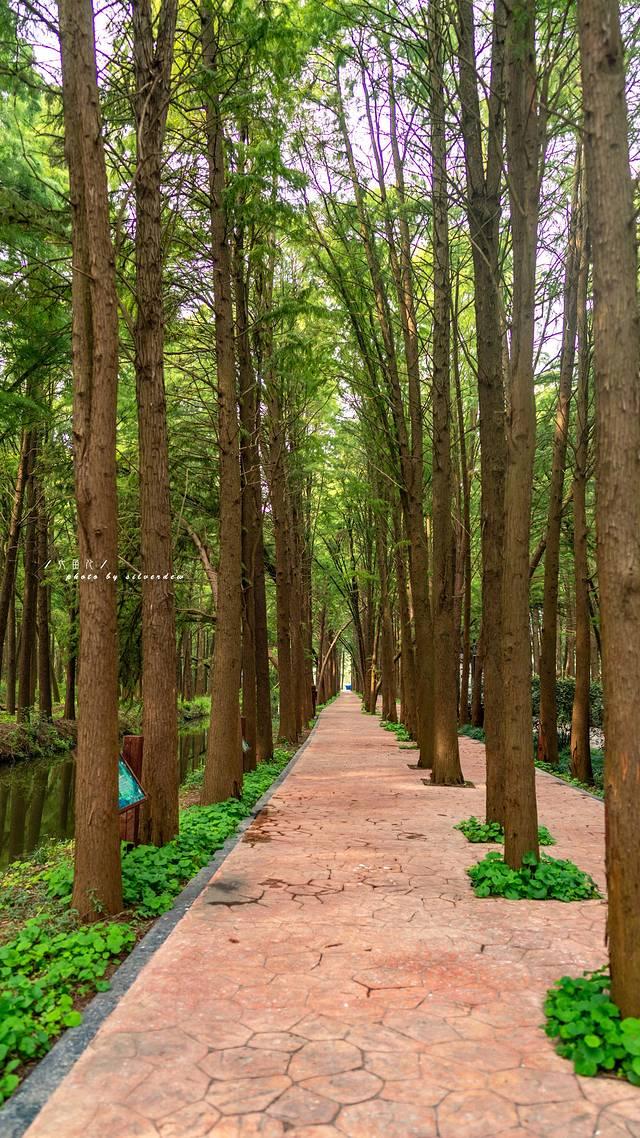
[455, 816, 555, 845]
[545, 970, 640, 1084]
[467, 850, 600, 901]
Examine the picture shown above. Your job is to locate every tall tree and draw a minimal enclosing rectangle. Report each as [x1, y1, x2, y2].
[579, 0, 640, 1017]
[58, 0, 123, 919]
[132, 0, 180, 845]
[456, 0, 508, 821]
[537, 154, 581, 766]
[200, 5, 243, 803]
[501, 0, 542, 868]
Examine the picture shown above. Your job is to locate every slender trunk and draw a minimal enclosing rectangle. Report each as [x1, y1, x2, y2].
[17, 463, 38, 723]
[570, 188, 592, 784]
[579, 0, 640, 1016]
[236, 239, 258, 772]
[429, 1, 463, 785]
[537, 155, 582, 765]
[457, 0, 508, 822]
[59, 0, 122, 919]
[133, 0, 179, 846]
[6, 591, 16, 715]
[0, 429, 30, 668]
[37, 478, 52, 718]
[200, 17, 243, 804]
[502, 0, 541, 867]
[64, 599, 77, 720]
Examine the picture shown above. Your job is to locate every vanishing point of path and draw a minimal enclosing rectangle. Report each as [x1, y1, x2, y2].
[22, 694, 640, 1138]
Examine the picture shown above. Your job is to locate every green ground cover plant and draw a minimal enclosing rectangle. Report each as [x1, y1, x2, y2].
[545, 970, 640, 1084]
[380, 719, 413, 742]
[455, 816, 555, 845]
[467, 850, 600, 901]
[0, 745, 295, 1105]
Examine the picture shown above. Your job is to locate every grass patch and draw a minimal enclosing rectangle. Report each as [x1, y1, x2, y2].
[545, 969, 640, 1083]
[0, 744, 295, 1106]
[455, 816, 555, 845]
[467, 850, 600, 901]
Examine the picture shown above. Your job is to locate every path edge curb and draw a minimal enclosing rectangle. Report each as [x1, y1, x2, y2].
[0, 704, 327, 1138]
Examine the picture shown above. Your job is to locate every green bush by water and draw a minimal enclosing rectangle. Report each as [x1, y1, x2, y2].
[545, 970, 640, 1084]
[467, 850, 600, 901]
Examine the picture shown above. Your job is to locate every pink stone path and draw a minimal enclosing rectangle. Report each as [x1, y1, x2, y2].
[22, 693, 640, 1138]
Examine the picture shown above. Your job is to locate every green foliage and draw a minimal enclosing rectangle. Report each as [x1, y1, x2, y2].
[459, 724, 486, 742]
[0, 920, 135, 1104]
[179, 696, 211, 723]
[380, 719, 413, 742]
[44, 749, 294, 918]
[455, 816, 555, 846]
[0, 746, 294, 1102]
[467, 850, 600, 901]
[536, 747, 604, 798]
[531, 676, 604, 728]
[545, 970, 640, 1084]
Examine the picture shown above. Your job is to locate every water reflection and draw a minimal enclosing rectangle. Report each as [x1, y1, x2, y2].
[0, 725, 208, 870]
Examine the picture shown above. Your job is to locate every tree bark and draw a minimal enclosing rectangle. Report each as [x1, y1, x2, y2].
[17, 457, 38, 723]
[457, 0, 508, 821]
[502, 0, 541, 868]
[0, 430, 31, 671]
[537, 155, 582, 765]
[132, 0, 179, 846]
[570, 182, 592, 784]
[429, 1, 463, 784]
[59, 0, 123, 920]
[200, 15, 243, 804]
[37, 478, 52, 718]
[579, 0, 640, 1016]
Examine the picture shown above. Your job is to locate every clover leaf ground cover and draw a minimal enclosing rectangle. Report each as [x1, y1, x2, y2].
[455, 816, 555, 845]
[467, 850, 600, 901]
[0, 745, 295, 1106]
[545, 970, 640, 1084]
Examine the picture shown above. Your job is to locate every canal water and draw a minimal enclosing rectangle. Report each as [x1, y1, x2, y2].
[0, 725, 208, 870]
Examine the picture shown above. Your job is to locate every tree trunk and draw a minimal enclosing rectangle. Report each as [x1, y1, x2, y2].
[236, 237, 258, 772]
[133, 0, 179, 846]
[0, 429, 31, 670]
[570, 183, 592, 785]
[64, 598, 77, 721]
[537, 155, 582, 765]
[6, 591, 16, 715]
[579, 0, 640, 1017]
[200, 17, 243, 804]
[17, 462, 38, 723]
[59, 0, 123, 920]
[502, 0, 541, 868]
[37, 478, 52, 719]
[429, 0, 463, 785]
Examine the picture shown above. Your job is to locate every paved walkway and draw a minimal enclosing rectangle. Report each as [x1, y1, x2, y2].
[22, 693, 640, 1138]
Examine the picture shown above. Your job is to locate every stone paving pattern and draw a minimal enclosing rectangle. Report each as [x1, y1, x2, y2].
[22, 694, 640, 1138]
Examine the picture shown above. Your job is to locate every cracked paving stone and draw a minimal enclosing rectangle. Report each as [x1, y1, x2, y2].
[288, 1040, 362, 1081]
[299, 1068, 383, 1104]
[267, 1085, 339, 1125]
[18, 696, 636, 1138]
[206, 1076, 291, 1115]
[200, 1046, 290, 1081]
[336, 1098, 438, 1137]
